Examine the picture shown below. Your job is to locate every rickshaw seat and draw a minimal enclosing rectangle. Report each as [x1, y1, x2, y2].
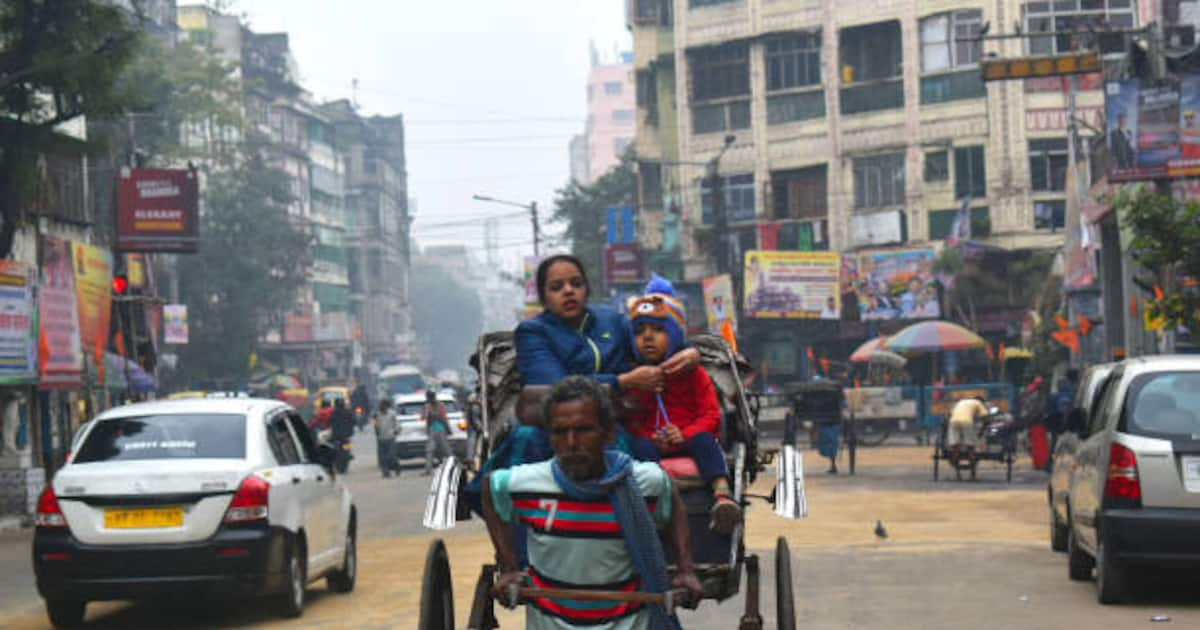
[659, 457, 707, 490]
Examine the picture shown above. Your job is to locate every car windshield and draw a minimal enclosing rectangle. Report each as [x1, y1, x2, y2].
[383, 374, 425, 396]
[73, 414, 246, 463]
[1124, 372, 1200, 439]
[397, 401, 459, 416]
[320, 391, 345, 403]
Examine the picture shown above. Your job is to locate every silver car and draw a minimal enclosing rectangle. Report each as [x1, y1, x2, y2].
[1066, 356, 1200, 603]
[1049, 363, 1115, 552]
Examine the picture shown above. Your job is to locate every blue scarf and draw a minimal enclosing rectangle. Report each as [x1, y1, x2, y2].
[551, 451, 682, 630]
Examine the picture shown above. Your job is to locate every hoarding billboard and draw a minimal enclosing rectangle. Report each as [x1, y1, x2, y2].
[116, 167, 200, 252]
[742, 251, 840, 319]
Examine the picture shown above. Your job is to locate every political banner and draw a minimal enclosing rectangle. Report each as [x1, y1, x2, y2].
[1105, 76, 1200, 181]
[702, 274, 737, 334]
[854, 249, 940, 320]
[0, 261, 35, 382]
[71, 241, 112, 360]
[164, 304, 189, 344]
[743, 251, 841, 319]
[39, 237, 82, 389]
[116, 167, 200, 252]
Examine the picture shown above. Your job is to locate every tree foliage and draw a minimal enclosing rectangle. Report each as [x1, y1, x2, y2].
[1113, 184, 1200, 331]
[409, 262, 483, 373]
[0, 0, 143, 256]
[551, 151, 636, 287]
[933, 247, 1055, 332]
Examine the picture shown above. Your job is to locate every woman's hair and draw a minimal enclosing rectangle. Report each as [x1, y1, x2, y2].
[535, 254, 589, 304]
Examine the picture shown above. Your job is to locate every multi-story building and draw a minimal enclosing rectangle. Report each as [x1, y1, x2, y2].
[572, 50, 637, 186]
[629, 0, 1144, 378]
[323, 100, 414, 370]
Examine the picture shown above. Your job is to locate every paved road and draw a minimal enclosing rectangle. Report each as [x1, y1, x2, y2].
[1, 437, 1198, 629]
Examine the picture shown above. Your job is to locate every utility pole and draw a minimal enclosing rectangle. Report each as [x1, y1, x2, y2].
[530, 201, 540, 257]
[709, 134, 736, 276]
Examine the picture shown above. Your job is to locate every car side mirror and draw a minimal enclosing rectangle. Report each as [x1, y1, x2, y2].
[317, 442, 338, 469]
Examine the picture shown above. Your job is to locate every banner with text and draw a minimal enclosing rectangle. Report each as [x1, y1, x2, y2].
[743, 251, 840, 319]
[0, 261, 36, 383]
[116, 167, 199, 252]
[702, 274, 737, 334]
[853, 249, 940, 320]
[72, 241, 112, 362]
[39, 237, 82, 389]
[1105, 76, 1200, 181]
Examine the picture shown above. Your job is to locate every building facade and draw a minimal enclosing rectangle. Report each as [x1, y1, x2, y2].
[628, 0, 1150, 380]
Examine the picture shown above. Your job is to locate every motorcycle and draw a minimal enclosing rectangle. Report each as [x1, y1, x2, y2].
[332, 435, 354, 474]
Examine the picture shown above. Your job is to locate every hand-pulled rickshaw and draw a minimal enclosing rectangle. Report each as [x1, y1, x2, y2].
[419, 332, 809, 630]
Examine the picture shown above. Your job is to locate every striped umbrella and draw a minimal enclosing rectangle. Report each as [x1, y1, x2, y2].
[884, 320, 987, 353]
[849, 337, 888, 363]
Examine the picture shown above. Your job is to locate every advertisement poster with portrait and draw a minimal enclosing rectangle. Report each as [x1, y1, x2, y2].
[854, 249, 940, 321]
[71, 241, 113, 360]
[1104, 77, 1200, 181]
[702, 274, 737, 335]
[742, 251, 840, 319]
[38, 237, 83, 388]
[163, 304, 189, 344]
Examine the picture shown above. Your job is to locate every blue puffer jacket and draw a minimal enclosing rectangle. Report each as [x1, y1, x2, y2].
[515, 305, 633, 390]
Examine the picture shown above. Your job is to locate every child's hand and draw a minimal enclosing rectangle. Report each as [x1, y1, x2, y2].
[661, 347, 701, 376]
[619, 365, 664, 392]
[664, 425, 684, 447]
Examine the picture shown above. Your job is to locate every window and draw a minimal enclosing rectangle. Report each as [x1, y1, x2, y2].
[853, 152, 906, 210]
[766, 32, 825, 124]
[286, 413, 319, 463]
[693, 101, 750, 133]
[612, 109, 634, 124]
[929, 207, 992, 240]
[639, 161, 663, 206]
[925, 151, 949, 182]
[700, 173, 756, 224]
[691, 0, 739, 6]
[267, 416, 301, 465]
[954, 146, 986, 199]
[690, 43, 750, 101]
[839, 21, 904, 114]
[1025, 1, 1136, 56]
[604, 81, 624, 96]
[921, 10, 982, 72]
[1034, 199, 1066, 230]
[1029, 138, 1068, 191]
[637, 69, 659, 122]
[74, 414, 247, 463]
[1121, 372, 1200, 439]
[771, 166, 827, 220]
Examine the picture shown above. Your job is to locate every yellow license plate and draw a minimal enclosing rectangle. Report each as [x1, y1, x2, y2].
[103, 506, 184, 529]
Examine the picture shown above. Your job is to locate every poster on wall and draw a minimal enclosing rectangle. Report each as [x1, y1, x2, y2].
[854, 249, 940, 320]
[71, 241, 113, 360]
[38, 237, 83, 388]
[702, 274, 737, 335]
[163, 304, 189, 344]
[1104, 77, 1200, 181]
[742, 251, 841, 319]
[0, 261, 35, 381]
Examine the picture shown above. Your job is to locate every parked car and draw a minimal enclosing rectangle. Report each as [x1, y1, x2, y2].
[392, 393, 468, 460]
[34, 398, 357, 627]
[1049, 362, 1117, 552]
[1065, 356, 1200, 603]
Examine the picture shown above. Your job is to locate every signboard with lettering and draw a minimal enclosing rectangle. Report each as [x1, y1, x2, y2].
[743, 251, 840, 319]
[39, 237, 82, 389]
[0, 261, 35, 383]
[116, 167, 200, 252]
[1105, 75, 1200, 181]
[603, 244, 643, 286]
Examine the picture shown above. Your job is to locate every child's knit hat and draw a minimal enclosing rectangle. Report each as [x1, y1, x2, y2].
[628, 274, 687, 362]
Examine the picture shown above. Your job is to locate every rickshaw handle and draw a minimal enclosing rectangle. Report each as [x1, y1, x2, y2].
[508, 585, 687, 609]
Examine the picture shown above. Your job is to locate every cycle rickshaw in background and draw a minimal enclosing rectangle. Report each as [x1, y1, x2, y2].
[419, 332, 809, 630]
[927, 384, 1019, 482]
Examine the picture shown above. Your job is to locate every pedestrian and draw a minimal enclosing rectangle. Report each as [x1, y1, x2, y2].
[481, 376, 702, 629]
[422, 390, 452, 476]
[372, 399, 398, 477]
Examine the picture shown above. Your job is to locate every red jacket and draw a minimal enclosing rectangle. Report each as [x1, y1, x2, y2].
[625, 367, 721, 442]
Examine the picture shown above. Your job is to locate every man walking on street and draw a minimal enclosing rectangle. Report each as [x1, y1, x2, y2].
[373, 399, 399, 477]
[482, 376, 702, 629]
[423, 390, 452, 476]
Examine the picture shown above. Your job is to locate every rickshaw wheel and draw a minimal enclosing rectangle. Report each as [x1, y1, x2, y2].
[932, 448, 940, 481]
[775, 537, 796, 630]
[419, 539, 455, 630]
[1005, 445, 1015, 483]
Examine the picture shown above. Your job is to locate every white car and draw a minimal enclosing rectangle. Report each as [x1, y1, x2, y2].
[33, 398, 357, 627]
[393, 393, 468, 460]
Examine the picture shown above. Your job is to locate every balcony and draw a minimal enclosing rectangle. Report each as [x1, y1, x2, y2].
[692, 100, 750, 134]
[920, 69, 986, 106]
[840, 78, 903, 115]
[767, 89, 825, 125]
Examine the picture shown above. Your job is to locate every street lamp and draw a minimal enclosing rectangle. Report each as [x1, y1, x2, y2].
[472, 194, 540, 256]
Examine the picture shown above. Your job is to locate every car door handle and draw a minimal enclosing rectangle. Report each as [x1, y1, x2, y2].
[292, 477, 301, 485]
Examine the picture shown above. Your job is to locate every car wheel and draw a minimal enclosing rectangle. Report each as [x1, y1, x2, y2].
[1067, 526, 1094, 581]
[1050, 502, 1069, 552]
[327, 524, 357, 593]
[45, 599, 86, 628]
[278, 536, 307, 618]
[1096, 540, 1127, 605]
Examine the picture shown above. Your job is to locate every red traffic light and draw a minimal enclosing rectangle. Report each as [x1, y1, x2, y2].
[112, 275, 128, 294]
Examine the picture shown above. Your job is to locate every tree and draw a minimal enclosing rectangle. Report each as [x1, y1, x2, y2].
[1113, 184, 1200, 335]
[551, 151, 637, 285]
[0, 0, 143, 256]
[933, 247, 1055, 332]
[409, 262, 484, 373]
[174, 147, 313, 386]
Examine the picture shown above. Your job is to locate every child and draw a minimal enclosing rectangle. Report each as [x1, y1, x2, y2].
[625, 275, 741, 534]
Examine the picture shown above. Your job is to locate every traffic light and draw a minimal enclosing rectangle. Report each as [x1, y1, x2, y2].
[112, 275, 129, 295]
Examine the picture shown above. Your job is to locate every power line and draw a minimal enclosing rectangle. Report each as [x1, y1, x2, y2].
[410, 211, 527, 230]
[407, 134, 575, 145]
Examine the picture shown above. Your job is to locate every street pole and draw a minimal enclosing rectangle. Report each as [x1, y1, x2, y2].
[1149, 13, 1177, 354]
[530, 201, 540, 257]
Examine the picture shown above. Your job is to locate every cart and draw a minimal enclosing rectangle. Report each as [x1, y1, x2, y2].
[420, 332, 809, 630]
[931, 409, 1017, 482]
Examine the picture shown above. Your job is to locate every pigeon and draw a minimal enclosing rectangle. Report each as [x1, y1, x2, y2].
[874, 520, 888, 540]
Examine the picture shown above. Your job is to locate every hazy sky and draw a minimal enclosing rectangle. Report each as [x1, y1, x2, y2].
[231, 0, 631, 272]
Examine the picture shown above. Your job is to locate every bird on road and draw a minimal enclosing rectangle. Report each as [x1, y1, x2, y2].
[874, 520, 888, 540]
